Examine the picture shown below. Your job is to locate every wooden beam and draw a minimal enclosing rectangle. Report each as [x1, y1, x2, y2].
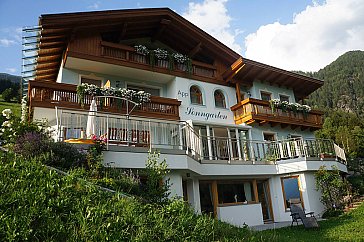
[212, 181, 219, 218]
[253, 180, 259, 202]
[151, 19, 171, 42]
[236, 83, 241, 103]
[188, 42, 202, 58]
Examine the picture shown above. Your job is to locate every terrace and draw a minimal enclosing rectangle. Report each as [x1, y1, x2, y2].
[56, 110, 346, 165]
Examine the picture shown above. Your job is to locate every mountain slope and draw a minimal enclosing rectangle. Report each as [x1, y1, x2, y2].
[308, 50, 364, 115]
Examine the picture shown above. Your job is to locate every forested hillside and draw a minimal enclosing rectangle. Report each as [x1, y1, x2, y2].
[303, 51, 364, 176]
[307, 50, 364, 115]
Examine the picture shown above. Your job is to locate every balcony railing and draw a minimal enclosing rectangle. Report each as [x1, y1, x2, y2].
[231, 98, 323, 130]
[57, 110, 346, 165]
[28, 80, 181, 120]
[100, 41, 217, 80]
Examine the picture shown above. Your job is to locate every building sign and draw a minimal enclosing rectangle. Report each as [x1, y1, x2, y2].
[185, 107, 228, 120]
[178, 90, 189, 98]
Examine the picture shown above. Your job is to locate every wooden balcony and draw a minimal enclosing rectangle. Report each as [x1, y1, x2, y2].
[28, 80, 181, 120]
[100, 41, 217, 79]
[230, 98, 323, 130]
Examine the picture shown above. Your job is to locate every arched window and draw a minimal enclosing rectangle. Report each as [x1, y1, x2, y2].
[190, 85, 203, 105]
[214, 90, 226, 108]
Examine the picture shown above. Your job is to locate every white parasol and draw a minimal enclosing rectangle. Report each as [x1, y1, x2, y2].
[86, 99, 97, 138]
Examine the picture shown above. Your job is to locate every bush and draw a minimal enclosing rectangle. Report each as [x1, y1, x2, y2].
[0, 151, 259, 242]
[47, 142, 86, 169]
[139, 152, 170, 204]
[322, 208, 344, 218]
[2, 88, 14, 102]
[13, 132, 50, 158]
[94, 168, 141, 195]
[315, 165, 349, 210]
[348, 174, 364, 195]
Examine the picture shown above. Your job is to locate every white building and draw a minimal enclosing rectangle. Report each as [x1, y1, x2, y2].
[25, 8, 347, 227]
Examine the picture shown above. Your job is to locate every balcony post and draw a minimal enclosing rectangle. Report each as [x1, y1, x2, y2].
[206, 125, 213, 160]
[227, 128, 233, 162]
[235, 128, 242, 160]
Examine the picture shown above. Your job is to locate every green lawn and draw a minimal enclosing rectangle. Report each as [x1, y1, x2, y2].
[259, 203, 364, 241]
[0, 100, 21, 117]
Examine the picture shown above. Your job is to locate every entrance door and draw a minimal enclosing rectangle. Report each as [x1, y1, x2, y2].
[257, 180, 274, 222]
[199, 182, 214, 216]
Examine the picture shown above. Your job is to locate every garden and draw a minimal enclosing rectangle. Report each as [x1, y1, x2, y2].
[0, 106, 363, 241]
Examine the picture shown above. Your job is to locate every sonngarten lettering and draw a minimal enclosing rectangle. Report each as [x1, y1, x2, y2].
[185, 107, 228, 120]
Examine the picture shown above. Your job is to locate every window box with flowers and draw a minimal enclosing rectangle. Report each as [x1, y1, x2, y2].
[134, 45, 149, 64]
[269, 99, 312, 119]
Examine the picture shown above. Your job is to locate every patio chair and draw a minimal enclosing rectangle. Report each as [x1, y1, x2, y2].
[289, 199, 319, 229]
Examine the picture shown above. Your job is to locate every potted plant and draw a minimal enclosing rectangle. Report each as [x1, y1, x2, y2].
[134, 45, 149, 63]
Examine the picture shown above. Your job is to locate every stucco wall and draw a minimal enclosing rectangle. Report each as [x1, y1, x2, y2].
[218, 203, 264, 227]
[249, 81, 296, 102]
[173, 77, 237, 125]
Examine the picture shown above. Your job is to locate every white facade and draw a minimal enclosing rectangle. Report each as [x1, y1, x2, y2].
[31, 9, 347, 228]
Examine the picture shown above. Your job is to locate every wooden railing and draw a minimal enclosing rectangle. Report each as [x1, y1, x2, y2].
[231, 98, 323, 129]
[100, 41, 217, 79]
[28, 80, 181, 120]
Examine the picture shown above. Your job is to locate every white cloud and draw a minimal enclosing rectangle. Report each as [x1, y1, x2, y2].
[182, 0, 242, 53]
[87, 2, 100, 10]
[5, 68, 17, 74]
[0, 38, 16, 47]
[245, 0, 364, 71]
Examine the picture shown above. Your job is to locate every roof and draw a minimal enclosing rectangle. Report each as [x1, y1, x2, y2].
[36, 8, 323, 98]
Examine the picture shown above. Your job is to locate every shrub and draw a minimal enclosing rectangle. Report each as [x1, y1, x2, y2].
[0, 150, 259, 242]
[315, 165, 350, 210]
[1, 108, 46, 145]
[2, 88, 14, 102]
[47, 142, 86, 169]
[13, 131, 50, 158]
[95, 168, 141, 195]
[322, 208, 344, 218]
[347, 174, 364, 195]
[139, 152, 170, 204]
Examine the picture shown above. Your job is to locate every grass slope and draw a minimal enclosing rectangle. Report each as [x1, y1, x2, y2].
[0, 152, 266, 242]
[0, 100, 21, 117]
[260, 204, 364, 242]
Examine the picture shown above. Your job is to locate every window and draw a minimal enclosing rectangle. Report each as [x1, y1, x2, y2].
[263, 133, 276, 141]
[281, 176, 303, 209]
[128, 84, 160, 96]
[214, 90, 226, 108]
[81, 77, 102, 87]
[279, 95, 290, 103]
[260, 91, 272, 101]
[217, 181, 254, 204]
[190, 85, 203, 105]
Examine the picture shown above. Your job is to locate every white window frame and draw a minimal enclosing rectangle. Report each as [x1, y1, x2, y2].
[189, 84, 205, 106]
[126, 82, 162, 96]
[278, 93, 290, 103]
[259, 90, 272, 101]
[79, 74, 104, 87]
[213, 88, 228, 109]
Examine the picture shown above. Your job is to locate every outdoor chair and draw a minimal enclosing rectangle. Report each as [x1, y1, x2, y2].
[289, 199, 319, 229]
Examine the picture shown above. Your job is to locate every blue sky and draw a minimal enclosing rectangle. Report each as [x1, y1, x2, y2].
[1, 0, 363, 75]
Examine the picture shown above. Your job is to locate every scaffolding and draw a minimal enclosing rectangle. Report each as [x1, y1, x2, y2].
[21, 26, 41, 96]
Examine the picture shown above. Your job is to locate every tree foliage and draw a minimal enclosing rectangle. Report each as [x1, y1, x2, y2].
[315, 166, 349, 211]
